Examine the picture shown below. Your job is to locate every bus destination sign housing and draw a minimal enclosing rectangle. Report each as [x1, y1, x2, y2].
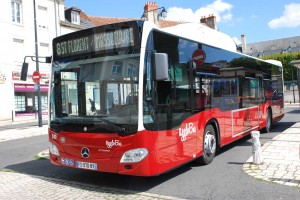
[53, 21, 140, 60]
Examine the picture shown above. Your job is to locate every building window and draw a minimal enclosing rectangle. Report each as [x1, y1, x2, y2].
[112, 61, 123, 76]
[127, 63, 136, 77]
[15, 95, 25, 111]
[13, 38, 24, 63]
[40, 43, 49, 57]
[38, 6, 48, 29]
[11, 0, 22, 23]
[71, 11, 80, 25]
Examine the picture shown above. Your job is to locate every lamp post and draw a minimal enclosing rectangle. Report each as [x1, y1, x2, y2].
[33, 0, 42, 127]
[53, 0, 58, 37]
[141, 7, 167, 26]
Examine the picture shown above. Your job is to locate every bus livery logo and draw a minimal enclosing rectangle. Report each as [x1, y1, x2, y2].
[179, 123, 196, 142]
[106, 140, 122, 148]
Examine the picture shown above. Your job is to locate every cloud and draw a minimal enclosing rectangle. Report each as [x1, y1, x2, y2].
[251, 15, 258, 19]
[165, 0, 233, 23]
[268, 3, 300, 29]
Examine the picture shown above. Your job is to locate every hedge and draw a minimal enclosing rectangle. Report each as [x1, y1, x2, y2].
[262, 52, 300, 81]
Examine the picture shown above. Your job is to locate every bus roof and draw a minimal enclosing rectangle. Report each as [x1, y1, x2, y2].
[265, 59, 283, 67]
[161, 22, 237, 52]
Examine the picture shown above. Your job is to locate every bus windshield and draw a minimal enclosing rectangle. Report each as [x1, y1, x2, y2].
[50, 52, 140, 135]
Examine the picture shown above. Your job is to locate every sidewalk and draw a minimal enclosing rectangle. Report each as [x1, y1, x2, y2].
[0, 115, 47, 126]
[0, 172, 182, 200]
[0, 116, 48, 142]
[243, 122, 300, 187]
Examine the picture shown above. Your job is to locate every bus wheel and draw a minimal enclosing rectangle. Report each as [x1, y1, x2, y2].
[198, 124, 217, 165]
[262, 109, 272, 133]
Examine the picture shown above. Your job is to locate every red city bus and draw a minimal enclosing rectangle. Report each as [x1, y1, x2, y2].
[48, 20, 284, 176]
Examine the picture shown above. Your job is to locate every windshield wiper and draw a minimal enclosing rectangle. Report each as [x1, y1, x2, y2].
[95, 117, 126, 135]
[50, 120, 75, 133]
[50, 117, 126, 135]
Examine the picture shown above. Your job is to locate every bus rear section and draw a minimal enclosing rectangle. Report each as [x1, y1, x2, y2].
[48, 20, 284, 176]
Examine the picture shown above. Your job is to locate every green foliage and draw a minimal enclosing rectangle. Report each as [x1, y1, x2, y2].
[33, 155, 47, 160]
[262, 52, 300, 81]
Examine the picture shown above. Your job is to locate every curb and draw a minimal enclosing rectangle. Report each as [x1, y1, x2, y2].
[37, 149, 50, 159]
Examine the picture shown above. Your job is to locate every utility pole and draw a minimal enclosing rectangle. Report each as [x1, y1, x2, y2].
[33, 0, 42, 127]
[54, 0, 58, 37]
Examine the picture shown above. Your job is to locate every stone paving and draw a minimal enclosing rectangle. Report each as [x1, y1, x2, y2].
[243, 122, 300, 188]
[0, 172, 183, 200]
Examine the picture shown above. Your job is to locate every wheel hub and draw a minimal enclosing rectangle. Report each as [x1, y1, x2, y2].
[204, 132, 216, 155]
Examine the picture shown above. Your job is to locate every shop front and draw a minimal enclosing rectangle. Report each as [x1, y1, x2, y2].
[14, 84, 48, 116]
[13, 71, 49, 116]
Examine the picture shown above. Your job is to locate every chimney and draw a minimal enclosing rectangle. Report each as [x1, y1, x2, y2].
[200, 15, 217, 30]
[143, 2, 159, 26]
[241, 34, 247, 53]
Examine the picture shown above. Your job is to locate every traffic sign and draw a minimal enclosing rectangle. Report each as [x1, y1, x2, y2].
[32, 71, 41, 83]
[192, 49, 206, 66]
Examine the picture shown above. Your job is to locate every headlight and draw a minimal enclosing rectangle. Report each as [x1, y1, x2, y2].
[120, 148, 148, 163]
[49, 142, 60, 156]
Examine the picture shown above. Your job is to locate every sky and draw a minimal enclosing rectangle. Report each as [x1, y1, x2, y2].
[64, 0, 300, 44]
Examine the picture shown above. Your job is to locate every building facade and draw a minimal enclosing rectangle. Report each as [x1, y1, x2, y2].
[240, 35, 300, 57]
[0, 0, 67, 121]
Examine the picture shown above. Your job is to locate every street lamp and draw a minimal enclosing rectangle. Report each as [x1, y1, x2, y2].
[141, 7, 167, 24]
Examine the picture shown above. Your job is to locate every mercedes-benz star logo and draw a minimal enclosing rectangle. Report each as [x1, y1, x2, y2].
[81, 147, 90, 158]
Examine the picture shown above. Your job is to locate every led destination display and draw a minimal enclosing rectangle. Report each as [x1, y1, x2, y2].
[54, 27, 136, 59]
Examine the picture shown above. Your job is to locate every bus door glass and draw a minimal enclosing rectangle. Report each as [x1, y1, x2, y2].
[211, 78, 239, 140]
[233, 76, 261, 135]
[194, 76, 211, 111]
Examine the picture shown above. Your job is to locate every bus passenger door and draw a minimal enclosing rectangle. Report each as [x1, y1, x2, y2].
[233, 77, 261, 137]
[212, 78, 239, 145]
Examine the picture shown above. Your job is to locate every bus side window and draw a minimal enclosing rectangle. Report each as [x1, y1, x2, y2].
[212, 80, 222, 108]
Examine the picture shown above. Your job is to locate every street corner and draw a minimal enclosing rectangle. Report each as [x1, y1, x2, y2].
[243, 160, 300, 188]
[243, 152, 300, 188]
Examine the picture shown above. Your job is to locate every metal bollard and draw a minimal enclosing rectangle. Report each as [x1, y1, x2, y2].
[251, 131, 262, 164]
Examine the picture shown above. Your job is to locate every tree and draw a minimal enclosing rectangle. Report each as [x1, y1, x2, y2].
[262, 52, 300, 81]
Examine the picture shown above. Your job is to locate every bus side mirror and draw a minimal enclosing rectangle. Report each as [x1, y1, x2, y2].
[154, 53, 168, 81]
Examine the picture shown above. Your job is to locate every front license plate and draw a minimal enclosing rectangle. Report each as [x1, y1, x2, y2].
[76, 161, 97, 170]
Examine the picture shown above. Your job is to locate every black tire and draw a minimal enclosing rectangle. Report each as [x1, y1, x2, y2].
[262, 109, 272, 133]
[197, 124, 217, 165]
